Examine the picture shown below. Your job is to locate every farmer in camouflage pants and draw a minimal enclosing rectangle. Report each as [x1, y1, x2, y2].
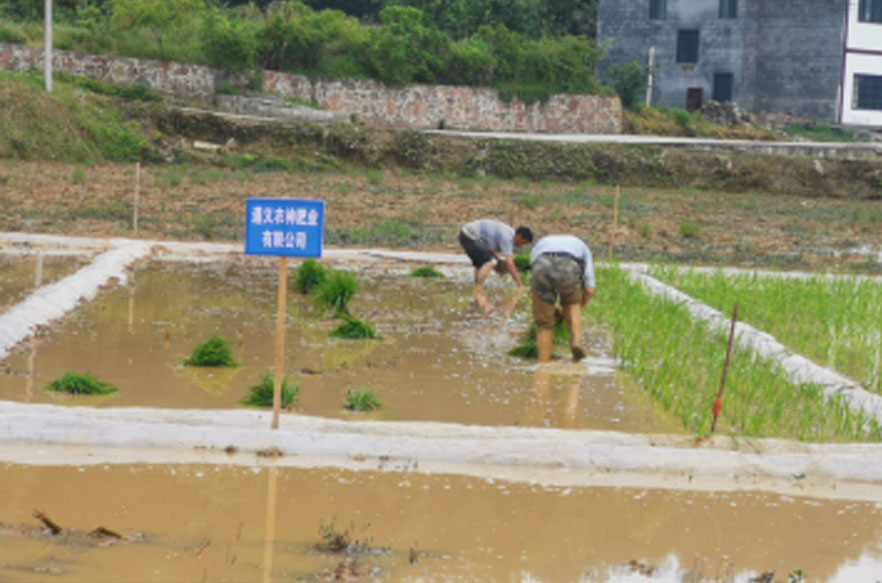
[529, 234, 595, 362]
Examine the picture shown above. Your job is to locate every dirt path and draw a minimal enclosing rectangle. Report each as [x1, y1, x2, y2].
[1, 159, 881, 273]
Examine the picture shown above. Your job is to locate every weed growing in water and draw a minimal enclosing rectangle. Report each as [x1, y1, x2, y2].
[184, 335, 237, 367]
[241, 372, 298, 408]
[345, 390, 382, 411]
[331, 314, 376, 339]
[410, 265, 442, 278]
[46, 371, 118, 395]
[314, 270, 359, 314]
[317, 517, 374, 552]
[293, 258, 328, 294]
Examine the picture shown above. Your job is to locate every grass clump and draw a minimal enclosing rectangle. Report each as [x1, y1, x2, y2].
[331, 314, 376, 339]
[293, 258, 328, 294]
[314, 270, 359, 314]
[410, 265, 442, 278]
[241, 372, 298, 408]
[184, 335, 238, 367]
[46, 371, 118, 395]
[345, 390, 382, 411]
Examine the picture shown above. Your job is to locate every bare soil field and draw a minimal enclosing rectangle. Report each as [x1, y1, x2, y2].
[1, 157, 881, 273]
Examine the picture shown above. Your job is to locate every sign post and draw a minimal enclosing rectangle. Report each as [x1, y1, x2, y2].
[245, 198, 324, 429]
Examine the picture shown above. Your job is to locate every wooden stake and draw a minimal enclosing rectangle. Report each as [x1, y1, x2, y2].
[609, 184, 620, 258]
[133, 162, 140, 233]
[271, 257, 288, 429]
[711, 301, 739, 433]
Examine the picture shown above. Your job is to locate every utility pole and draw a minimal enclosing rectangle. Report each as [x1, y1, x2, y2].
[44, 0, 53, 92]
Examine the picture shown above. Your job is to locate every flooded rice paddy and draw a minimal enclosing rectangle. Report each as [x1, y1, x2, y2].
[0, 253, 86, 314]
[3, 462, 882, 583]
[0, 259, 679, 432]
[4, 249, 882, 582]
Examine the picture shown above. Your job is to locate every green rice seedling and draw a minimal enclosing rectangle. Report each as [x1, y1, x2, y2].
[241, 372, 298, 408]
[513, 253, 531, 273]
[293, 258, 328, 294]
[410, 265, 442, 278]
[508, 320, 569, 359]
[72, 166, 85, 184]
[331, 314, 376, 339]
[592, 265, 882, 442]
[651, 267, 882, 394]
[345, 390, 382, 411]
[314, 270, 359, 314]
[184, 335, 237, 367]
[46, 371, 117, 395]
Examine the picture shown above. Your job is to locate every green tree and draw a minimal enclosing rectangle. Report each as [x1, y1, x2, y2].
[110, 0, 205, 53]
[365, 5, 450, 85]
[201, 7, 259, 69]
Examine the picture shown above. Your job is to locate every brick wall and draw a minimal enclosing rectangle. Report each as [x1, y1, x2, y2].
[0, 43, 621, 134]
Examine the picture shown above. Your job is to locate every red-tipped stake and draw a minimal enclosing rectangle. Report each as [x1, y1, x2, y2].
[711, 302, 739, 434]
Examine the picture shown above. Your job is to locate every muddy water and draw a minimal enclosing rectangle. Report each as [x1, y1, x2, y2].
[0, 254, 85, 313]
[1, 462, 882, 583]
[0, 261, 680, 432]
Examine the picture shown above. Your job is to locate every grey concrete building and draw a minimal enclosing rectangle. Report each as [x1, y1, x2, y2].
[597, 0, 882, 127]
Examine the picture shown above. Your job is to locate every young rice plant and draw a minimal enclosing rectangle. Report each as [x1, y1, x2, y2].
[241, 372, 298, 408]
[46, 371, 118, 395]
[345, 390, 382, 411]
[184, 335, 238, 367]
[590, 265, 882, 442]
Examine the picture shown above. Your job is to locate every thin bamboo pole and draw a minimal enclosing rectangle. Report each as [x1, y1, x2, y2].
[711, 302, 739, 433]
[272, 257, 288, 429]
[609, 184, 620, 258]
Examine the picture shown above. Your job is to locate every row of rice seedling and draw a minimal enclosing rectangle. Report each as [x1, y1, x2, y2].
[650, 267, 882, 394]
[588, 265, 882, 442]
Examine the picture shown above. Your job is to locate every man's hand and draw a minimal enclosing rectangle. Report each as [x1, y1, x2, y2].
[582, 286, 595, 307]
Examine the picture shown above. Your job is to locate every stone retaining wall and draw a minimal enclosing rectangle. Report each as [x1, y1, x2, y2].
[0, 43, 621, 134]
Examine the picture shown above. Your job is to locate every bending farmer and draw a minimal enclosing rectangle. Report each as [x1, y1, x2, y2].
[458, 219, 533, 288]
[530, 234, 595, 362]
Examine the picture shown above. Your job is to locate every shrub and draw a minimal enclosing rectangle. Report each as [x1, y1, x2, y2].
[314, 270, 359, 314]
[46, 371, 118, 395]
[604, 58, 646, 110]
[293, 258, 328, 294]
[241, 372, 298, 408]
[345, 390, 382, 411]
[184, 335, 237, 366]
[410, 265, 442, 278]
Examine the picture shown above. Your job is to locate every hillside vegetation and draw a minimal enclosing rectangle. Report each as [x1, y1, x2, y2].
[0, 0, 607, 103]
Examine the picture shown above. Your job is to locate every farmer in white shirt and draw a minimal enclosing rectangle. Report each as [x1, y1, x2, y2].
[529, 234, 595, 362]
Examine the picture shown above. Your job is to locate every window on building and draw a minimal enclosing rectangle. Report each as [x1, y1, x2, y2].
[719, 0, 738, 18]
[677, 30, 700, 64]
[859, 0, 882, 23]
[713, 73, 734, 102]
[650, 0, 667, 20]
[855, 74, 882, 110]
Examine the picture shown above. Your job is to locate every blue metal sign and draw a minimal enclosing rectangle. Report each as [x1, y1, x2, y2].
[244, 198, 324, 257]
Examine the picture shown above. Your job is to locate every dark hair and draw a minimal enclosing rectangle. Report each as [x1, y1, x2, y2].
[515, 226, 533, 243]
